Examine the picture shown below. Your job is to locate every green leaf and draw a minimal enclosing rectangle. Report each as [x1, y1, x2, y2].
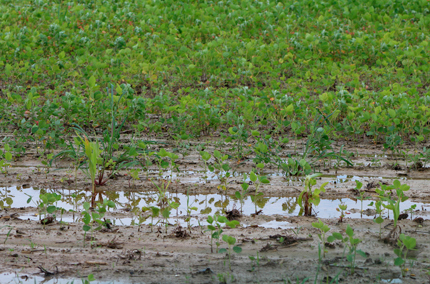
[5, 152, 12, 160]
[250, 171, 257, 182]
[83, 202, 90, 211]
[82, 213, 91, 224]
[170, 202, 180, 209]
[285, 104, 294, 115]
[228, 127, 237, 135]
[158, 148, 169, 157]
[161, 208, 170, 218]
[200, 151, 211, 161]
[151, 207, 160, 216]
[355, 180, 363, 190]
[332, 232, 343, 240]
[219, 248, 227, 253]
[83, 224, 91, 232]
[233, 246, 242, 253]
[88, 274, 95, 281]
[226, 220, 240, 228]
[213, 150, 221, 159]
[227, 236, 236, 245]
[346, 224, 353, 237]
[251, 130, 260, 136]
[241, 183, 249, 191]
[393, 180, 400, 188]
[207, 216, 213, 224]
[88, 76, 96, 89]
[312, 219, 323, 229]
[47, 205, 56, 214]
[394, 257, 404, 266]
[222, 234, 229, 242]
[357, 250, 367, 258]
[217, 216, 228, 223]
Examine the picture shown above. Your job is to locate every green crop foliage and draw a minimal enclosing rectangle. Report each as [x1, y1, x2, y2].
[0, 0, 430, 147]
[298, 174, 328, 216]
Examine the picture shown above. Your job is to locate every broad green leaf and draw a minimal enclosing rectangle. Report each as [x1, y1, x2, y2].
[250, 172, 257, 182]
[346, 225, 353, 237]
[394, 257, 404, 266]
[47, 205, 56, 214]
[233, 246, 242, 253]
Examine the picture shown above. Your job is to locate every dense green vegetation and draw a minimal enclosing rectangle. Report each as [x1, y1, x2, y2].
[1, 0, 430, 152]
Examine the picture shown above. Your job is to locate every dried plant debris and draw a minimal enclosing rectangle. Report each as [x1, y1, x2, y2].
[260, 243, 278, 252]
[269, 234, 312, 247]
[413, 217, 424, 224]
[41, 216, 54, 225]
[96, 236, 123, 249]
[172, 226, 190, 238]
[225, 208, 241, 220]
[38, 265, 58, 276]
[118, 249, 142, 261]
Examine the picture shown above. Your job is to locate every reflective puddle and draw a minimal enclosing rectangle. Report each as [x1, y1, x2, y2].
[1, 186, 429, 229]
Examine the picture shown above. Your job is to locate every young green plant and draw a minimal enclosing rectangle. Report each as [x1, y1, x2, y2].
[298, 173, 328, 216]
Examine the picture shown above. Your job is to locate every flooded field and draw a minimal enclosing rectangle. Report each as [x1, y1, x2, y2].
[2, 140, 430, 284]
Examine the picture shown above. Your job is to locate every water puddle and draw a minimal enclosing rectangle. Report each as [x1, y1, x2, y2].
[2, 186, 429, 228]
[381, 279, 403, 283]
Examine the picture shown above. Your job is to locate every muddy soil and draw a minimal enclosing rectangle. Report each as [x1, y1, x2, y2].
[1, 138, 430, 283]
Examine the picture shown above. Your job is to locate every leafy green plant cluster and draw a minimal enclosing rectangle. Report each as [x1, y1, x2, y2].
[81, 200, 115, 246]
[1, 0, 430, 151]
[327, 224, 367, 274]
[0, 144, 12, 174]
[298, 174, 328, 216]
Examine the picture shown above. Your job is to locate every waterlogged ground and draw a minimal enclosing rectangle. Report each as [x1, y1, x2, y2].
[1, 139, 430, 283]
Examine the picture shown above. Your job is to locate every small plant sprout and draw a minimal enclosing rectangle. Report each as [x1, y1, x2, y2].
[298, 173, 328, 216]
[368, 200, 385, 239]
[336, 202, 348, 222]
[206, 214, 239, 253]
[146, 206, 160, 232]
[235, 173, 250, 213]
[219, 234, 242, 270]
[0, 144, 12, 174]
[354, 180, 370, 218]
[311, 219, 330, 260]
[128, 169, 140, 188]
[161, 199, 179, 234]
[209, 150, 231, 192]
[328, 224, 367, 274]
[249, 252, 260, 272]
[185, 189, 198, 233]
[394, 234, 417, 277]
[248, 167, 270, 214]
[199, 151, 211, 183]
[378, 180, 410, 240]
[405, 204, 417, 221]
[78, 135, 102, 208]
[81, 200, 115, 247]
